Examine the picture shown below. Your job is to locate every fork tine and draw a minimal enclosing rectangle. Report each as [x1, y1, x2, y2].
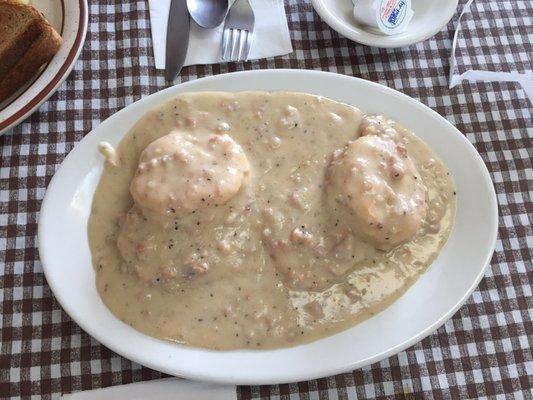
[221, 28, 230, 60]
[237, 30, 246, 61]
[243, 30, 252, 61]
[230, 29, 238, 61]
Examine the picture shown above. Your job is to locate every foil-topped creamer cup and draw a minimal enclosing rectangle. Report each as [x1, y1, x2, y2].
[352, 0, 414, 35]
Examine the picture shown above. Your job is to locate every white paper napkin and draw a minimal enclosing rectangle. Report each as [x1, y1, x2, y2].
[61, 378, 236, 400]
[449, 0, 533, 104]
[148, 0, 293, 70]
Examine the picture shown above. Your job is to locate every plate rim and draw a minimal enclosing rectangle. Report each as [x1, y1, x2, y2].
[38, 69, 498, 384]
[310, 0, 459, 48]
[0, 0, 88, 134]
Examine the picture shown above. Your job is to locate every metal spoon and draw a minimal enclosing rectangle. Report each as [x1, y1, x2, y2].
[187, 0, 228, 29]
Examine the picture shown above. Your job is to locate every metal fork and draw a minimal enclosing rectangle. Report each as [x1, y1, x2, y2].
[221, 0, 255, 62]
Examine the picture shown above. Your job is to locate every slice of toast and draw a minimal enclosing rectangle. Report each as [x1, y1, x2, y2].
[0, 0, 63, 103]
[0, 1, 43, 77]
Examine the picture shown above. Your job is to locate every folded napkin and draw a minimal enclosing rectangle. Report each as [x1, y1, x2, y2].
[61, 378, 236, 400]
[148, 0, 293, 70]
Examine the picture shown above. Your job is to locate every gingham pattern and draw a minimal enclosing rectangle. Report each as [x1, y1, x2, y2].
[1, 0, 531, 398]
[453, 0, 532, 74]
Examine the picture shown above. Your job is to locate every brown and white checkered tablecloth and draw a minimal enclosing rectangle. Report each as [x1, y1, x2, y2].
[1, 0, 531, 398]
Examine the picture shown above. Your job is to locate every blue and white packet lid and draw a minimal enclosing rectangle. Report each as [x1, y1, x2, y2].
[353, 0, 414, 36]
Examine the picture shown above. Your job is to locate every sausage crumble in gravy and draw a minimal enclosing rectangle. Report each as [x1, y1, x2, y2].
[88, 92, 456, 350]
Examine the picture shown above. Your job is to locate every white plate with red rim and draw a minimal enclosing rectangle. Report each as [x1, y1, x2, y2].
[39, 70, 497, 384]
[0, 0, 88, 134]
[311, 0, 458, 48]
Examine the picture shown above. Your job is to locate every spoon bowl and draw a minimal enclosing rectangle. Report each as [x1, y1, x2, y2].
[187, 0, 228, 29]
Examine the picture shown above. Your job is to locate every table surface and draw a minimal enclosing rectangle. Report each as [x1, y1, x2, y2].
[1, 0, 531, 398]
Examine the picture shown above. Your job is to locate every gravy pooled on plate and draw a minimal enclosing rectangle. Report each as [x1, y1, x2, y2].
[88, 92, 456, 350]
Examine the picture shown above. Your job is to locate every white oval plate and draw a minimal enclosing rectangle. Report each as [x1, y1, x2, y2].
[0, 0, 88, 134]
[311, 0, 458, 48]
[39, 70, 497, 385]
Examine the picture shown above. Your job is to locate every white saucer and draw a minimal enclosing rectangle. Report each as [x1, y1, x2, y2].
[311, 0, 459, 48]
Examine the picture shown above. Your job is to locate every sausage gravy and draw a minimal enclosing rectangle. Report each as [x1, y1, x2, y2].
[88, 92, 456, 349]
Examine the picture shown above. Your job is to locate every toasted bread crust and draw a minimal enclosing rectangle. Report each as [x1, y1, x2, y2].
[0, 20, 44, 77]
[0, 0, 63, 103]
